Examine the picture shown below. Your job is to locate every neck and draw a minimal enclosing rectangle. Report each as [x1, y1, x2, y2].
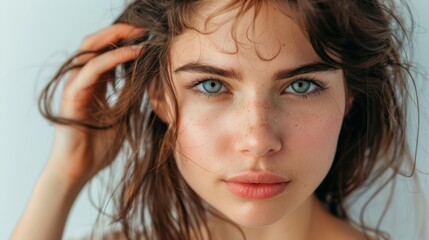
[206, 195, 321, 240]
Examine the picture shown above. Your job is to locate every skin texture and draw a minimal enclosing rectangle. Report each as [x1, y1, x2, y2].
[163, 2, 361, 239]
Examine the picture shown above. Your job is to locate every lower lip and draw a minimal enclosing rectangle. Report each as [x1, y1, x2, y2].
[225, 182, 288, 199]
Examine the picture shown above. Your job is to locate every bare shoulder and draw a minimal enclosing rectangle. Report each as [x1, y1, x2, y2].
[312, 200, 374, 240]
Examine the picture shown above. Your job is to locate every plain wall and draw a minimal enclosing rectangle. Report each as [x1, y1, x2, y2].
[1, 0, 428, 239]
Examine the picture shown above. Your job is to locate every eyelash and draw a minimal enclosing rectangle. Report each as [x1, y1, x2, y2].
[185, 77, 228, 99]
[285, 76, 329, 99]
[185, 76, 329, 100]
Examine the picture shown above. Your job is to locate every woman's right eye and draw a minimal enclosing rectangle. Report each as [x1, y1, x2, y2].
[194, 79, 226, 95]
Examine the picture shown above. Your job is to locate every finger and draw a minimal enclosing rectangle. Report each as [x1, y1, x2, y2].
[79, 23, 144, 51]
[67, 52, 98, 82]
[67, 24, 144, 85]
[61, 45, 143, 119]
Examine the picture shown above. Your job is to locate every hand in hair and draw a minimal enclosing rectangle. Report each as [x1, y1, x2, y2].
[10, 24, 143, 240]
[47, 24, 144, 186]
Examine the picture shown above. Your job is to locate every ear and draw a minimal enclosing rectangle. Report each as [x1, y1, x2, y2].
[148, 80, 172, 124]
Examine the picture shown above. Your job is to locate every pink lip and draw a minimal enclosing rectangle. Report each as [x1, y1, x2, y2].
[224, 172, 290, 199]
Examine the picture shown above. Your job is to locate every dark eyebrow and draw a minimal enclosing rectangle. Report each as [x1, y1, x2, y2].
[174, 62, 338, 81]
[273, 62, 338, 81]
[174, 63, 243, 80]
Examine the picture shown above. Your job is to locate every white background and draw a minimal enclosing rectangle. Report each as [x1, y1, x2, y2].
[0, 0, 428, 239]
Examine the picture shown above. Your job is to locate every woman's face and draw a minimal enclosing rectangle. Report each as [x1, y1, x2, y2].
[168, 2, 347, 227]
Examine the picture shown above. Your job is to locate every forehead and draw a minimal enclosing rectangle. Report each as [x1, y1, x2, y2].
[170, 1, 320, 71]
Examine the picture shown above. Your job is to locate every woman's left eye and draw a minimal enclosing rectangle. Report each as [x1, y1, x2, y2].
[284, 79, 319, 95]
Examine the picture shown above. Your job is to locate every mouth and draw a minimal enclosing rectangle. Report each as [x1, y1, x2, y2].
[224, 172, 290, 199]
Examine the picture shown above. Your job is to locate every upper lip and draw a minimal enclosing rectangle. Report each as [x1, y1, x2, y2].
[225, 172, 290, 184]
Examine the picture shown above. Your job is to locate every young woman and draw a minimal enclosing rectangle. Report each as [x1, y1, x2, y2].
[11, 0, 420, 239]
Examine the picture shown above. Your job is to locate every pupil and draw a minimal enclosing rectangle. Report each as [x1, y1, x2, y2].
[293, 80, 310, 93]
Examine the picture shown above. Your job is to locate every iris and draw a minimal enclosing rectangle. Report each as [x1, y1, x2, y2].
[291, 80, 311, 93]
[202, 80, 223, 93]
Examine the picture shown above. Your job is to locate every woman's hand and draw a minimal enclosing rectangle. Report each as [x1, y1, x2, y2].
[46, 23, 144, 187]
[11, 24, 144, 240]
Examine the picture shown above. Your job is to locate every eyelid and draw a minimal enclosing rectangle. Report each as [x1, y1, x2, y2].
[185, 76, 229, 89]
[282, 76, 328, 91]
[280, 76, 329, 100]
[185, 77, 230, 97]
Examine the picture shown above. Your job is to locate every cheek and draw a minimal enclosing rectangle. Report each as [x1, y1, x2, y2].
[290, 114, 342, 175]
[288, 106, 343, 157]
[175, 108, 227, 156]
[283, 95, 345, 187]
[174, 97, 255, 192]
[174, 103, 226, 181]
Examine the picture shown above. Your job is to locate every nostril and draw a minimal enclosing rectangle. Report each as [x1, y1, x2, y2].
[237, 136, 282, 158]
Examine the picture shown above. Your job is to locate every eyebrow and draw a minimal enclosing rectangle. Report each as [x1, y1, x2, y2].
[273, 62, 338, 80]
[174, 62, 338, 81]
[174, 62, 243, 80]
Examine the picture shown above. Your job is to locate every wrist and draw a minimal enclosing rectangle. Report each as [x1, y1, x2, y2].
[42, 161, 88, 196]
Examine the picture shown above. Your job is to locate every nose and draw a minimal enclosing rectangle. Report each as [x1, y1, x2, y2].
[235, 99, 282, 158]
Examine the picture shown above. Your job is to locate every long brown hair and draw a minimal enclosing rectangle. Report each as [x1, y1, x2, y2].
[38, 0, 417, 239]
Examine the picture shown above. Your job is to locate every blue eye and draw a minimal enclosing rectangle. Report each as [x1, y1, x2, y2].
[197, 79, 225, 94]
[286, 79, 318, 94]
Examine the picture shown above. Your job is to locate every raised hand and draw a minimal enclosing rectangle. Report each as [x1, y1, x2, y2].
[11, 24, 144, 240]
[45, 24, 144, 186]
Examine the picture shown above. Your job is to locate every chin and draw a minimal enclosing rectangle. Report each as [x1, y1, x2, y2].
[222, 201, 288, 228]
[229, 214, 285, 228]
